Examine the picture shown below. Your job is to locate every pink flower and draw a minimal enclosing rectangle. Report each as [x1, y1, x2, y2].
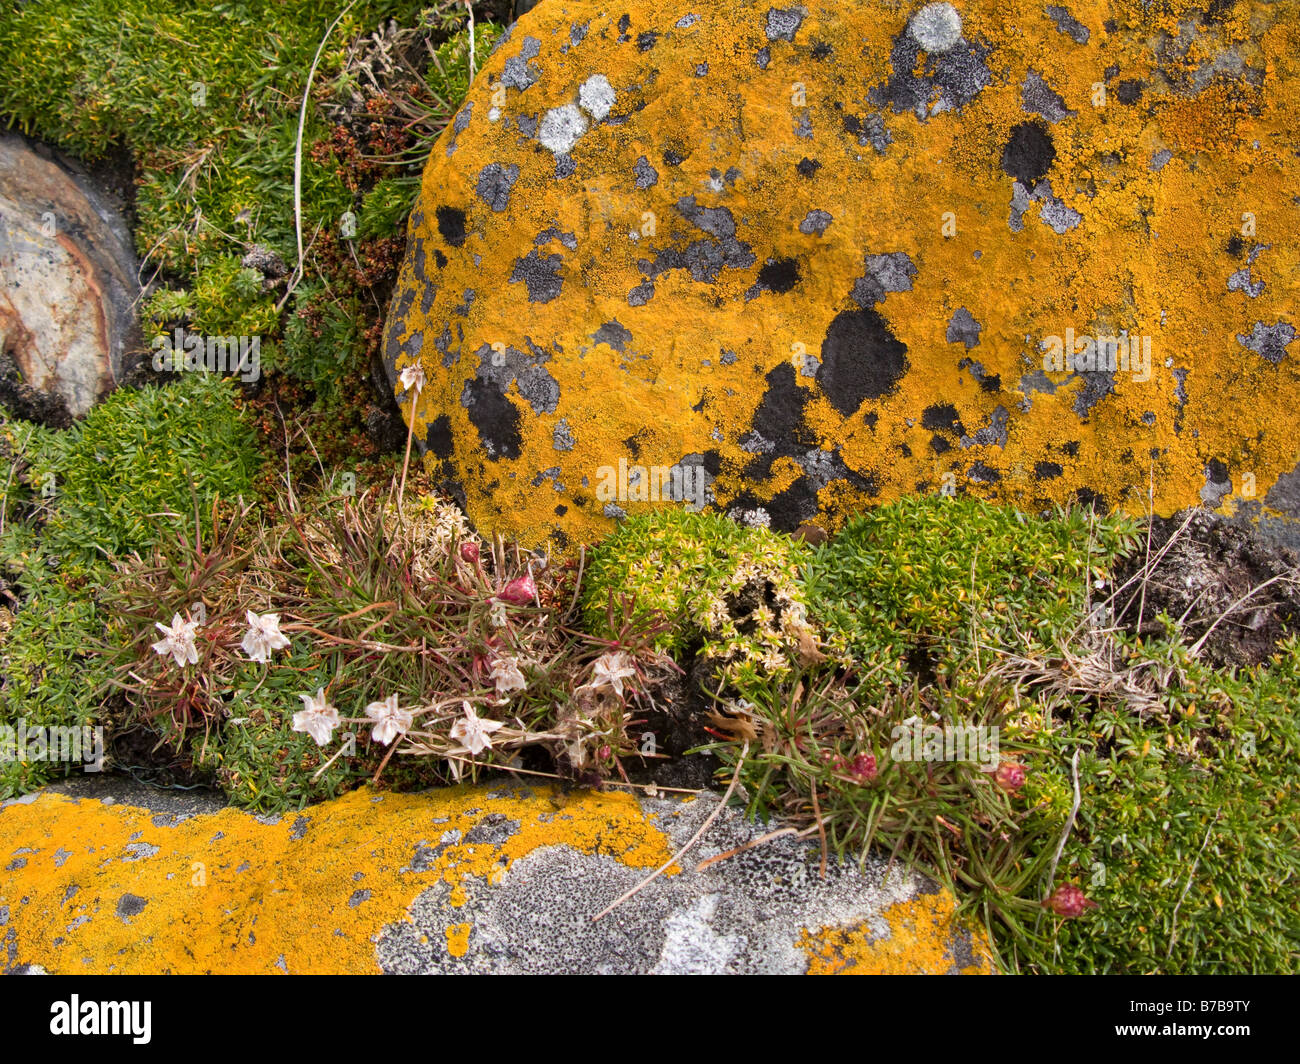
[994, 760, 1027, 793]
[849, 753, 877, 782]
[292, 688, 340, 747]
[364, 694, 413, 746]
[497, 571, 537, 606]
[1044, 884, 1097, 919]
[449, 701, 504, 756]
[151, 613, 200, 668]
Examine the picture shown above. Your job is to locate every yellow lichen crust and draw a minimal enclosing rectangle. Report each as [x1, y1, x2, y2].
[0, 785, 670, 974]
[383, 0, 1300, 551]
[1, 783, 990, 973]
[800, 892, 994, 975]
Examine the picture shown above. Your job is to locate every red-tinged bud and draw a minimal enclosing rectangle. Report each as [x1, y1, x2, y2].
[460, 541, 480, 564]
[497, 572, 537, 605]
[995, 760, 1027, 792]
[1043, 883, 1096, 918]
[598, 745, 611, 761]
[849, 753, 877, 782]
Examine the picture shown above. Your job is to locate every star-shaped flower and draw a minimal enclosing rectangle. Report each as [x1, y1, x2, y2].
[292, 688, 340, 747]
[151, 613, 200, 668]
[449, 701, 504, 756]
[241, 610, 291, 663]
[588, 651, 637, 698]
[490, 655, 527, 698]
[365, 693, 413, 746]
[399, 362, 426, 395]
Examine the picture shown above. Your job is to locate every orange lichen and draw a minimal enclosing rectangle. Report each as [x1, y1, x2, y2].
[379, 0, 1300, 552]
[800, 891, 994, 975]
[0, 784, 671, 974]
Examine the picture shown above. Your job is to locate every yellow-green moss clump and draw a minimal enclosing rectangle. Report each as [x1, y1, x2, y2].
[384, 0, 1300, 551]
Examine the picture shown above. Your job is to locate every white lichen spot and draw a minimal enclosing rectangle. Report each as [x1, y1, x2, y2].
[578, 74, 616, 121]
[538, 103, 588, 155]
[908, 2, 963, 53]
[488, 107, 501, 122]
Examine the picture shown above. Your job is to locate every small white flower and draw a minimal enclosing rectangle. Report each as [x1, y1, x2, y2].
[292, 688, 340, 747]
[449, 701, 504, 756]
[365, 693, 413, 746]
[588, 651, 637, 698]
[399, 362, 426, 395]
[490, 655, 527, 698]
[151, 613, 200, 668]
[241, 610, 291, 663]
[489, 598, 509, 628]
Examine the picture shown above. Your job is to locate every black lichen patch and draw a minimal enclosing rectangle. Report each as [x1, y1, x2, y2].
[1116, 78, 1144, 104]
[967, 461, 1001, 483]
[1034, 460, 1064, 479]
[796, 157, 822, 178]
[637, 30, 658, 51]
[463, 376, 522, 460]
[509, 249, 564, 303]
[1226, 234, 1245, 257]
[747, 362, 811, 452]
[424, 414, 455, 460]
[436, 205, 468, 247]
[662, 147, 686, 167]
[750, 257, 800, 296]
[817, 308, 910, 416]
[1001, 121, 1056, 189]
[922, 403, 966, 436]
[930, 436, 951, 454]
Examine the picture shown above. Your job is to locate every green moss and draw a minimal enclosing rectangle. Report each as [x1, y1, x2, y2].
[1025, 631, 1300, 974]
[806, 496, 1142, 688]
[26, 374, 261, 566]
[581, 509, 815, 688]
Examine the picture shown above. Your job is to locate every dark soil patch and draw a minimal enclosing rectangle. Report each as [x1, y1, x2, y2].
[1112, 510, 1300, 668]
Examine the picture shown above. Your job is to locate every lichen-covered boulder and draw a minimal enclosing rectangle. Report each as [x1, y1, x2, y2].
[0, 780, 989, 974]
[384, 0, 1300, 552]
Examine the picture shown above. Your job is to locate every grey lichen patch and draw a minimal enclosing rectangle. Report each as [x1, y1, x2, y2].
[462, 340, 561, 417]
[765, 8, 804, 43]
[961, 405, 1009, 448]
[445, 102, 473, 156]
[633, 155, 659, 189]
[908, 3, 963, 54]
[538, 104, 588, 155]
[578, 74, 617, 120]
[1009, 179, 1081, 234]
[1237, 321, 1296, 364]
[1226, 245, 1269, 299]
[501, 37, 542, 91]
[509, 248, 564, 304]
[476, 162, 520, 213]
[1200, 460, 1233, 507]
[1149, 148, 1173, 171]
[592, 320, 633, 351]
[852, 251, 917, 307]
[552, 418, 576, 452]
[1021, 69, 1075, 123]
[946, 307, 983, 349]
[374, 789, 940, 974]
[1045, 4, 1089, 44]
[115, 893, 148, 922]
[799, 209, 833, 235]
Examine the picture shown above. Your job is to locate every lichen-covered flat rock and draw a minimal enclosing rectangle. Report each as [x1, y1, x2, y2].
[0, 782, 988, 974]
[383, 0, 1300, 551]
